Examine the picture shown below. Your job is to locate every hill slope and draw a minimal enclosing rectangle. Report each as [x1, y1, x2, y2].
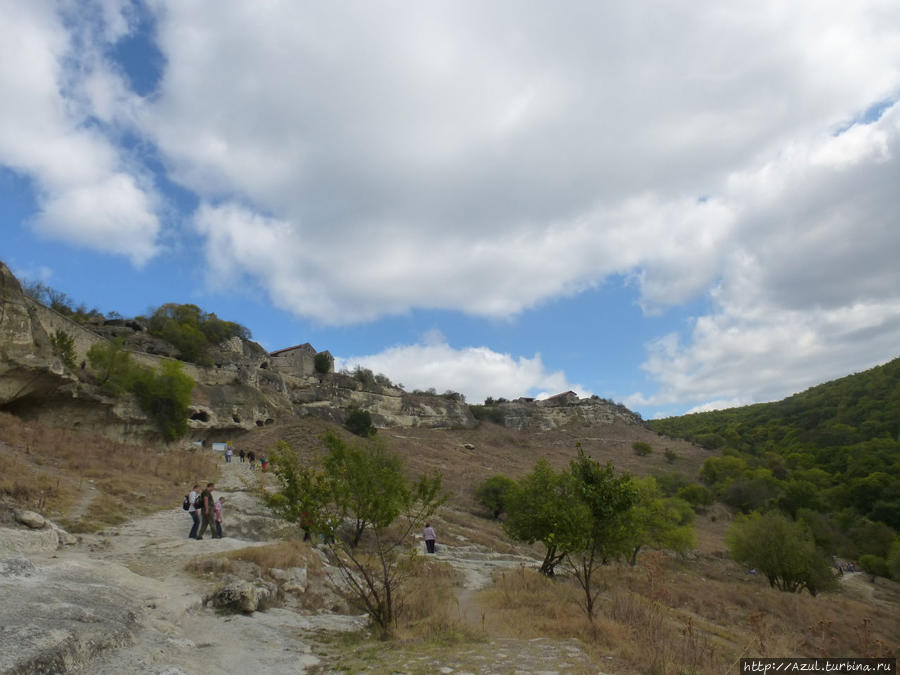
[649, 357, 900, 552]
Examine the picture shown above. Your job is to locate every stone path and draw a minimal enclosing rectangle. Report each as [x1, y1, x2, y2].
[3, 455, 608, 674]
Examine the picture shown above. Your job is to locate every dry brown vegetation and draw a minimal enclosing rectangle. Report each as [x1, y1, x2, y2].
[243, 417, 899, 672]
[0, 411, 219, 531]
[5, 409, 898, 671]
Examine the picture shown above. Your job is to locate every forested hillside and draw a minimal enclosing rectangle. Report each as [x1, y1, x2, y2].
[649, 357, 900, 568]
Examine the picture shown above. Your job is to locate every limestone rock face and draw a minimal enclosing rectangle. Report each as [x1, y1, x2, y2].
[0, 556, 137, 674]
[0, 261, 644, 439]
[499, 393, 643, 431]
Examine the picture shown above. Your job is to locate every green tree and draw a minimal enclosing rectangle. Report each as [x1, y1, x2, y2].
[564, 449, 637, 621]
[624, 477, 695, 566]
[262, 435, 444, 636]
[87, 339, 136, 392]
[130, 361, 195, 442]
[50, 330, 76, 369]
[475, 475, 516, 519]
[147, 303, 250, 365]
[322, 431, 406, 547]
[726, 511, 836, 595]
[503, 459, 582, 577]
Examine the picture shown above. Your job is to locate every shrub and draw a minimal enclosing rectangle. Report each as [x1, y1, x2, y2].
[859, 554, 889, 581]
[345, 408, 376, 437]
[677, 484, 714, 510]
[632, 441, 653, 456]
[475, 475, 516, 519]
[726, 511, 836, 595]
[87, 340, 194, 441]
[147, 303, 250, 365]
[664, 449, 678, 463]
[469, 405, 505, 425]
[50, 330, 76, 369]
[130, 361, 194, 442]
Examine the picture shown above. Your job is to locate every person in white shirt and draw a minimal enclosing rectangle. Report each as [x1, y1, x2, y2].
[187, 484, 200, 539]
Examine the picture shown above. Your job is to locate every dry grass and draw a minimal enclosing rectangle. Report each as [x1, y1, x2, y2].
[0, 411, 219, 530]
[221, 539, 324, 573]
[474, 552, 900, 674]
[394, 556, 483, 645]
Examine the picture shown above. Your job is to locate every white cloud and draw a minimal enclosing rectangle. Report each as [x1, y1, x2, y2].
[335, 338, 588, 404]
[143, 1, 900, 324]
[0, 1, 159, 266]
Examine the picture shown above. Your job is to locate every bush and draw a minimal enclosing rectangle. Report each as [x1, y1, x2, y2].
[677, 484, 714, 510]
[87, 341, 194, 441]
[475, 475, 516, 519]
[632, 441, 652, 456]
[664, 449, 678, 463]
[50, 330, 76, 369]
[726, 511, 836, 595]
[469, 405, 505, 425]
[147, 303, 250, 365]
[859, 554, 889, 581]
[130, 361, 194, 442]
[345, 408, 376, 437]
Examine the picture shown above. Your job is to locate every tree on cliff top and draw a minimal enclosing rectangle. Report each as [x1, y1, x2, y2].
[147, 303, 251, 365]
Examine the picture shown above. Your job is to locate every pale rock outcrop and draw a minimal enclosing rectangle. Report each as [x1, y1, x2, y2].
[205, 578, 281, 613]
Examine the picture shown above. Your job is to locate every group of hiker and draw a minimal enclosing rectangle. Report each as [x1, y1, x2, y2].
[186, 482, 225, 539]
[225, 443, 267, 470]
[185, 445, 438, 552]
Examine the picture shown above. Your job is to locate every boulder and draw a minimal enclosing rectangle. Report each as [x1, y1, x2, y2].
[205, 579, 280, 613]
[16, 509, 47, 529]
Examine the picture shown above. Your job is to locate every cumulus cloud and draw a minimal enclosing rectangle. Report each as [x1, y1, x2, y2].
[632, 102, 900, 412]
[0, 1, 159, 265]
[335, 333, 588, 404]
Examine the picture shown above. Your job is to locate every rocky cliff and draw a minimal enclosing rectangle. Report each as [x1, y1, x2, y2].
[0, 261, 642, 442]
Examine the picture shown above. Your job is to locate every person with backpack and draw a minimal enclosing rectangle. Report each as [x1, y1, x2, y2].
[187, 484, 200, 539]
[196, 483, 216, 540]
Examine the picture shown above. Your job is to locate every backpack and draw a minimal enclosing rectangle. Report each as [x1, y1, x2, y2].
[194, 493, 206, 510]
[182, 495, 190, 511]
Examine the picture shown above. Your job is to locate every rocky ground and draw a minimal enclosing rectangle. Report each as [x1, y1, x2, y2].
[1, 456, 606, 675]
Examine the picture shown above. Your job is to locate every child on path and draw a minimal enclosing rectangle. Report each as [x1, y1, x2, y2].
[214, 496, 225, 539]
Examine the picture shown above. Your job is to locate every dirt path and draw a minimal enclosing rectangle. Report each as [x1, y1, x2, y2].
[33, 458, 366, 674]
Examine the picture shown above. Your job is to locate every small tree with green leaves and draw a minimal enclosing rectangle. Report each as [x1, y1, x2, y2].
[503, 459, 584, 577]
[262, 434, 444, 636]
[50, 330, 77, 369]
[87, 339, 136, 392]
[623, 476, 695, 566]
[563, 448, 638, 621]
[726, 511, 837, 595]
[475, 475, 517, 519]
[130, 361, 195, 442]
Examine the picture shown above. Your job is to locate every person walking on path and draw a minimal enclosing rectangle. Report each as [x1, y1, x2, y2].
[196, 483, 216, 540]
[224, 444, 233, 463]
[187, 484, 200, 539]
[424, 523, 437, 553]
[214, 496, 225, 539]
[248, 451, 256, 471]
[239, 449, 245, 463]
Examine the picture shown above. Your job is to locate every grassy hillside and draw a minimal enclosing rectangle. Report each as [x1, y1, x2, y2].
[649, 357, 900, 562]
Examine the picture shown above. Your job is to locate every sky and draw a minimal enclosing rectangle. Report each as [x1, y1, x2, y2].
[1, 1, 899, 419]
